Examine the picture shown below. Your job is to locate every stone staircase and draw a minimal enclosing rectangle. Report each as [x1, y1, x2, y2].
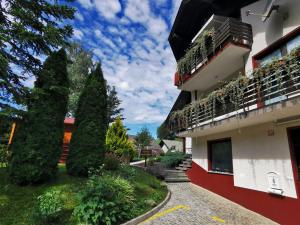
[165, 158, 192, 182]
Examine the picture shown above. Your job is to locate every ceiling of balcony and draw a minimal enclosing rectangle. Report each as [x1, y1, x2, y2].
[168, 0, 258, 61]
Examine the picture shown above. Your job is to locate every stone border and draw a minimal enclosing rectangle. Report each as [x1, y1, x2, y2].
[122, 189, 171, 225]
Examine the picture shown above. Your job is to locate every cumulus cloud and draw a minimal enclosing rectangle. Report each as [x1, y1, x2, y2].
[73, 29, 84, 40]
[94, 0, 121, 19]
[75, 11, 84, 22]
[78, 0, 93, 9]
[73, 0, 182, 127]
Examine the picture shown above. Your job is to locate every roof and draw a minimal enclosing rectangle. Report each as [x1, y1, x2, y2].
[161, 139, 183, 152]
[149, 140, 161, 150]
[64, 118, 75, 125]
[169, 0, 258, 60]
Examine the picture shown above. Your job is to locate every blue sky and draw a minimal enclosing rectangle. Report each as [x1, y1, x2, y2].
[68, 0, 181, 138]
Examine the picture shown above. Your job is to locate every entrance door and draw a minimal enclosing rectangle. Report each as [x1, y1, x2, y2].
[289, 128, 300, 180]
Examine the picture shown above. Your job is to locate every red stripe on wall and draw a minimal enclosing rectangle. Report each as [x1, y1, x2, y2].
[187, 162, 300, 225]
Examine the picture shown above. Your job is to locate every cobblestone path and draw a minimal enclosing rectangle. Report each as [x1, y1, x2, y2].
[141, 183, 278, 225]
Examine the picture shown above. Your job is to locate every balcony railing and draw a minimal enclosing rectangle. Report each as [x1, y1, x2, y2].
[170, 48, 300, 133]
[175, 16, 253, 86]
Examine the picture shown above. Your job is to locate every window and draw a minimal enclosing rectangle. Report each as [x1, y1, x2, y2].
[208, 139, 233, 174]
[254, 29, 300, 68]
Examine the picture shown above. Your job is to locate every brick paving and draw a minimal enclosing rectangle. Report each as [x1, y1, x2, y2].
[141, 183, 278, 225]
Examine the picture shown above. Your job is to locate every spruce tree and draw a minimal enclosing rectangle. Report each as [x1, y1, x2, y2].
[106, 116, 135, 160]
[66, 64, 108, 177]
[9, 49, 69, 185]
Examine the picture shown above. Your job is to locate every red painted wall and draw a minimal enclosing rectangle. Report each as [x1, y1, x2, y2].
[187, 162, 300, 225]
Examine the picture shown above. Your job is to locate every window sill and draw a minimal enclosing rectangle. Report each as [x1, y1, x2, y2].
[208, 170, 233, 176]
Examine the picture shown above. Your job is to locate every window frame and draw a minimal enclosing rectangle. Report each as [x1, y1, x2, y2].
[252, 27, 300, 69]
[207, 138, 233, 175]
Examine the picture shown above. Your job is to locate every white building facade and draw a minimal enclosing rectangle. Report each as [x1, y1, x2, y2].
[168, 0, 300, 224]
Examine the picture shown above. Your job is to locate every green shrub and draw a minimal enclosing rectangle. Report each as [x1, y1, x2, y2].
[74, 175, 134, 225]
[0, 144, 8, 167]
[160, 152, 186, 168]
[103, 155, 120, 171]
[36, 189, 64, 223]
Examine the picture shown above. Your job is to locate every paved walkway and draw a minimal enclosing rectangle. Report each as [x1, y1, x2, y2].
[141, 183, 278, 225]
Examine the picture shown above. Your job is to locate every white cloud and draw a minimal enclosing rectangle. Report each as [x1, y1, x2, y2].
[75, 12, 84, 22]
[73, 29, 84, 40]
[78, 0, 93, 9]
[94, 0, 121, 19]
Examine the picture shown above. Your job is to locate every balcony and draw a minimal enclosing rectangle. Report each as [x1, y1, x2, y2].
[175, 15, 253, 91]
[170, 48, 300, 137]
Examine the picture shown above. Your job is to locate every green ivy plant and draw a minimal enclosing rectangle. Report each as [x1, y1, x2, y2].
[177, 28, 215, 80]
[170, 46, 300, 131]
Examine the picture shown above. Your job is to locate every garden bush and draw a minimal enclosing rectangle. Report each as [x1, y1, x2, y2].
[159, 152, 187, 168]
[73, 175, 134, 225]
[103, 154, 120, 171]
[35, 189, 64, 224]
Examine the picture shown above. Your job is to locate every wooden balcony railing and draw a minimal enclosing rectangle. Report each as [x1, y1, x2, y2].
[176, 16, 253, 86]
[170, 48, 300, 133]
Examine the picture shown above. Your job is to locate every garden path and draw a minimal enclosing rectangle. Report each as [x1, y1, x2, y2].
[140, 183, 278, 225]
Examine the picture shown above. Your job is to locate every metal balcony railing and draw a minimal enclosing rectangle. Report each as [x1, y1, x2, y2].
[170, 50, 300, 133]
[176, 16, 253, 86]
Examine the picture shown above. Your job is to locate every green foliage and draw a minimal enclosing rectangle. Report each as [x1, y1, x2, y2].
[66, 44, 123, 120]
[107, 85, 124, 123]
[9, 49, 69, 185]
[106, 117, 135, 162]
[103, 155, 120, 171]
[36, 189, 64, 223]
[159, 152, 187, 168]
[170, 46, 300, 130]
[157, 123, 174, 140]
[135, 127, 153, 149]
[73, 175, 135, 225]
[66, 64, 108, 177]
[177, 28, 215, 78]
[66, 43, 94, 116]
[0, 0, 75, 111]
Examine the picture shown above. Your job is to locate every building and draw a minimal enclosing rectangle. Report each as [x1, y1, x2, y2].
[159, 139, 184, 153]
[167, 0, 300, 224]
[8, 118, 75, 164]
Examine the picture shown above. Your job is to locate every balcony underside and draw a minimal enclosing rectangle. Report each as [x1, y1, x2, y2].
[179, 43, 251, 91]
[177, 94, 300, 138]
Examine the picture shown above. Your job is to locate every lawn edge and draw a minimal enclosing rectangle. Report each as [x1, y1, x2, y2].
[122, 188, 171, 225]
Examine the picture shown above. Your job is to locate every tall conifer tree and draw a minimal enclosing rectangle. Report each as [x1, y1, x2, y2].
[66, 63, 108, 177]
[9, 49, 69, 184]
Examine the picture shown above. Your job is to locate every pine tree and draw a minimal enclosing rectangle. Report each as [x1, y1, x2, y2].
[9, 49, 69, 185]
[107, 85, 123, 123]
[0, 0, 74, 112]
[106, 116, 135, 161]
[66, 63, 108, 177]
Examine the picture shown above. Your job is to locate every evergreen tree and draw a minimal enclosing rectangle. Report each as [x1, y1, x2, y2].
[9, 49, 69, 185]
[0, 0, 74, 111]
[107, 85, 123, 123]
[106, 116, 135, 160]
[66, 63, 108, 177]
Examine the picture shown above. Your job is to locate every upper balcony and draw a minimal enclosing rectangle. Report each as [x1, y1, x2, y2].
[170, 47, 300, 137]
[174, 15, 253, 91]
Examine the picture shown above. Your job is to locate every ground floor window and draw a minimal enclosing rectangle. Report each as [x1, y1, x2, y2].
[208, 138, 233, 174]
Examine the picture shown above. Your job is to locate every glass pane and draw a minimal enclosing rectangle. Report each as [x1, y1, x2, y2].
[260, 49, 282, 66]
[287, 35, 300, 53]
[211, 140, 233, 173]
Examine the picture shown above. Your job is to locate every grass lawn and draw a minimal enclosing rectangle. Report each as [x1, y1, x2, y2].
[0, 165, 168, 225]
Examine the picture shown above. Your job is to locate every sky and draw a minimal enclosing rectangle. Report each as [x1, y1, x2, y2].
[68, 0, 181, 138]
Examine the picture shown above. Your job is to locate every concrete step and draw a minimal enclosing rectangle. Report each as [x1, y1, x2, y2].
[179, 164, 192, 168]
[175, 166, 188, 171]
[165, 177, 190, 182]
